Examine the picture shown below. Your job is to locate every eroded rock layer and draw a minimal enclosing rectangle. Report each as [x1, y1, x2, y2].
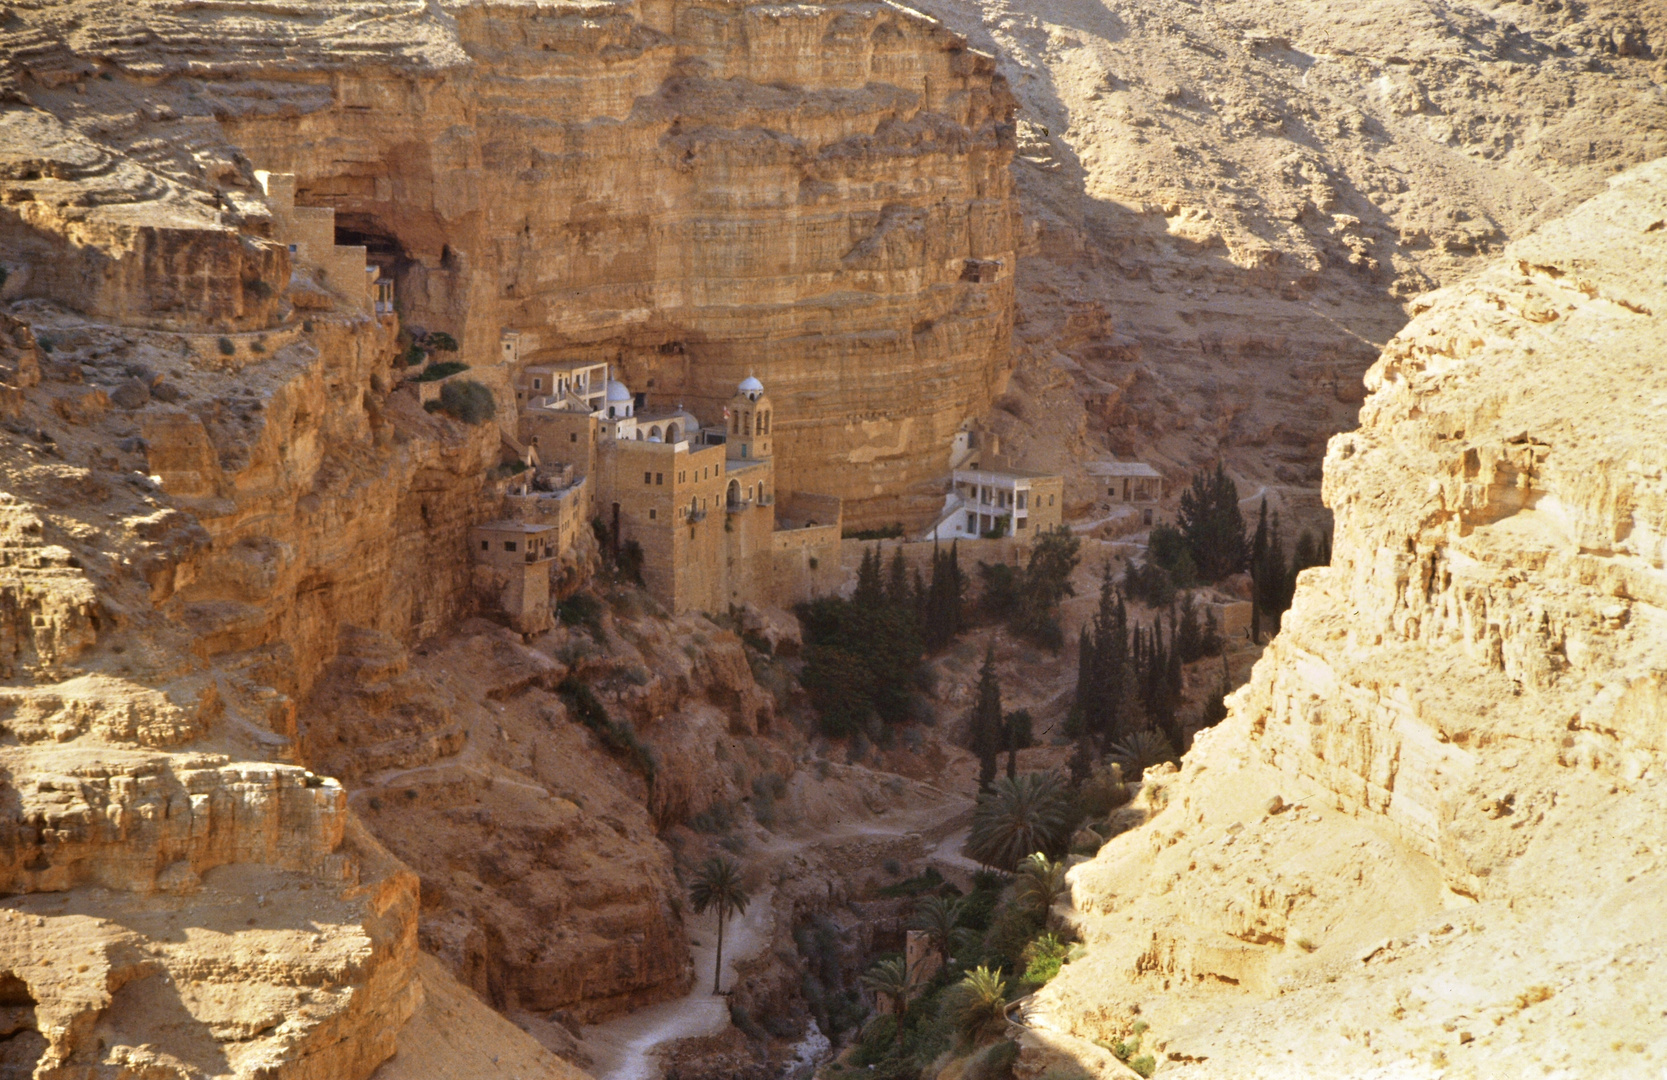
[1039, 160, 1667, 1076]
[2, 0, 1019, 527]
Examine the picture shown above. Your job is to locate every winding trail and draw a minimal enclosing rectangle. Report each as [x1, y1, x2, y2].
[579, 778, 976, 1079]
[582, 888, 777, 1080]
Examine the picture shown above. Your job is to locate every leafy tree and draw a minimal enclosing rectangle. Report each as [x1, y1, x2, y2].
[860, 956, 922, 1044]
[1020, 932, 1070, 987]
[1014, 525, 1080, 649]
[977, 560, 1020, 621]
[969, 646, 1005, 790]
[1012, 853, 1069, 923]
[1176, 463, 1248, 582]
[432, 378, 496, 424]
[910, 895, 969, 965]
[952, 966, 1012, 1044]
[689, 856, 750, 994]
[797, 580, 924, 737]
[966, 771, 1073, 870]
[1108, 730, 1176, 780]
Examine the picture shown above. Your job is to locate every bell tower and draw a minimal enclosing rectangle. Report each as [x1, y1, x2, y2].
[726, 376, 773, 461]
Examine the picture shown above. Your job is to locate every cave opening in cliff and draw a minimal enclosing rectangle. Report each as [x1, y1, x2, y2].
[0, 973, 45, 1076]
[334, 215, 413, 292]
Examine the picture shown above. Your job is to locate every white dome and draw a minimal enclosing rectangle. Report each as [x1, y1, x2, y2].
[737, 376, 764, 394]
[606, 380, 633, 403]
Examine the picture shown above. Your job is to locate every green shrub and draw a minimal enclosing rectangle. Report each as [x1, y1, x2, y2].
[35, 335, 53, 353]
[961, 1040, 1020, 1080]
[217, 336, 235, 356]
[841, 522, 905, 541]
[435, 378, 495, 424]
[424, 330, 459, 352]
[401, 343, 426, 367]
[557, 678, 656, 782]
[1020, 932, 1069, 986]
[556, 592, 603, 635]
[416, 360, 469, 382]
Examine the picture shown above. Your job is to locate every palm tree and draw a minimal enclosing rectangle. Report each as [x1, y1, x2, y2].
[860, 955, 921, 1044]
[1108, 729, 1177, 780]
[965, 771, 1073, 871]
[1013, 852, 1069, 924]
[953, 965, 1011, 1043]
[689, 856, 750, 994]
[910, 894, 969, 965]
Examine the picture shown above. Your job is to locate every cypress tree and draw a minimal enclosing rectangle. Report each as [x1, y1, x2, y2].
[886, 546, 910, 607]
[1249, 498, 1269, 644]
[1075, 624, 1095, 718]
[1178, 463, 1249, 582]
[953, 540, 966, 640]
[855, 547, 883, 607]
[969, 645, 1004, 791]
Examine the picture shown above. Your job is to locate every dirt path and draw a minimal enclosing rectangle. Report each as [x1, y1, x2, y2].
[582, 889, 777, 1080]
[579, 775, 977, 1080]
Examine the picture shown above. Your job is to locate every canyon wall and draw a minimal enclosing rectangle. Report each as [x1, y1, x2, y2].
[0, 1, 1023, 1072]
[1032, 160, 1667, 1076]
[0, 0, 1019, 528]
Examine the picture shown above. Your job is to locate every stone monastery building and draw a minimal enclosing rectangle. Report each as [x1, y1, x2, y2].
[481, 364, 845, 624]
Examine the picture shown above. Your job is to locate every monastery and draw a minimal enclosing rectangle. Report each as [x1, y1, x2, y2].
[473, 364, 846, 628]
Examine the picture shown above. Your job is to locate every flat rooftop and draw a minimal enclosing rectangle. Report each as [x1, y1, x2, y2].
[1086, 461, 1161, 478]
[474, 520, 557, 533]
[953, 465, 1060, 481]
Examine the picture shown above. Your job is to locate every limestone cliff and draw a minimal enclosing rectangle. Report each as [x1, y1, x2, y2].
[1, 0, 1020, 528]
[1034, 160, 1667, 1076]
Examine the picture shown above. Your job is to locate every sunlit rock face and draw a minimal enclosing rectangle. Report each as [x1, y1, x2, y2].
[1040, 160, 1667, 1078]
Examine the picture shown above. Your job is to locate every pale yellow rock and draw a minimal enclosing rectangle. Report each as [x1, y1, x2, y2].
[1040, 159, 1667, 1077]
[371, 953, 594, 1080]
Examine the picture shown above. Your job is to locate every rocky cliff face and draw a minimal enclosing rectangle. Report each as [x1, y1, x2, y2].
[2, 0, 1019, 528]
[903, 0, 1667, 530]
[1034, 160, 1667, 1076]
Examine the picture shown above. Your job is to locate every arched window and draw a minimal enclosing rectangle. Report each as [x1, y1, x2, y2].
[666, 422, 680, 442]
[650, 426, 662, 441]
[727, 479, 741, 508]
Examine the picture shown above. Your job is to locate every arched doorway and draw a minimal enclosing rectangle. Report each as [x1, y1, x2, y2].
[726, 479, 742, 509]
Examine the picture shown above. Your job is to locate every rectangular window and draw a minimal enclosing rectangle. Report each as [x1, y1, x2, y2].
[1017, 517, 1027, 529]
[644, 472, 652, 484]
[1050, 495, 1055, 505]
[480, 540, 488, 551]
[1018, 493, 1027, 509]
[656, 473, 663, 485]
[533, 378, 542, 390]
[504, 541, 517, 552]
[649, 508, 657, 519]
[570, 432, 578, 442]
